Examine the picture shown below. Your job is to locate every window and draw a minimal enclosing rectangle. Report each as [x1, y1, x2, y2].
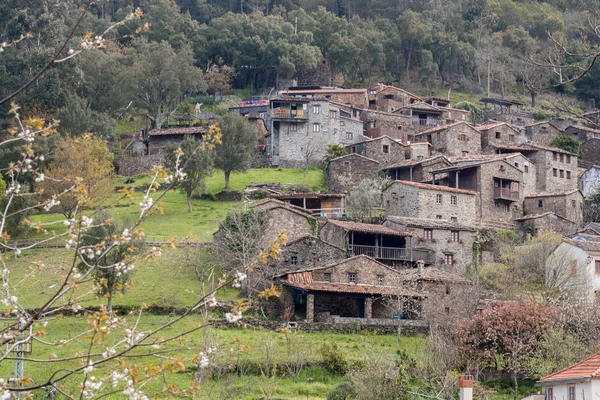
[567, 171, 571, 179]
[324, 272, 331, 282]
[553, 152, 558, 161]
[400, 196, 405, 205]
[436, 215, 443, 219]
[462, 151, 469, 157]
[560, 169, 564, 178]
[509, 134, 515, 142]
[346, 132, 353, 140]
[538, 200, 544, 208]
[291, 256, 298, 265]
[444, 307, 451, 314]
[494, 202, 500, 208]
[340, 120, 345, 126]
[424, 229, 433, 240]
[569, 385, 575, 400]
[348, 272, 357, 284]
[504, 204, 510, 212]
[514, 162, 519, 168]
[553, 168, 558, 177]
[458, 134, 467, 141]
[495, 132, 501, 139]
[369, 90, 377, 95]
[436, 194, 443, 204]
[451, 217, 457, 222]
[382, 144, 389, 154]
[545, 387, 553, 400]
[572, 199, 576, 208]
[445, 284, 451, 295]
[313, 105, 320, 114]
[376, 275, 384, 285]
[524, 165, 529, 173]
[444, 254, 454, 265]
[344, 161, 350, 169]
[560, 153, 564, 162]
[567, 155, 571, 163]
[451, 230, 460, 242]
[595, 260, 600, 275]
[330, 110, 337, 119]
[290, 123, 297, 132]
[450, 195, 457, 205]
[313, 123, 320, 132]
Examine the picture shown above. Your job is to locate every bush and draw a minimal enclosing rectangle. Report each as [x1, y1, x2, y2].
[327, 377, 356, 400]
[320, 342, 348, 375]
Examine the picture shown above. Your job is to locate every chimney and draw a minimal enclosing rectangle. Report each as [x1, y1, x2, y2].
[458, 375, 473, 400]
[417, 260, 425, 279]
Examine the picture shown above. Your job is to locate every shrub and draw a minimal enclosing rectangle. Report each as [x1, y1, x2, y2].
[320, 342, 348, 375]
[327, 377, 356, 400]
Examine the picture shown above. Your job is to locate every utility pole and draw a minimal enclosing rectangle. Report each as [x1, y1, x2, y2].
[487, 58, 491, 98]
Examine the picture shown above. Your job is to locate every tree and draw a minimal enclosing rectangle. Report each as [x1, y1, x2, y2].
[77, 212, 142, 316]
[455, 302, 558, 400]
[39, 134, 114, 218]
[324, 144, 347, 162]
[167, 129, 220, 213]
[214, 113, 258, 189]
[55, 93, 116, 138]
[550, 135, 580, 154]
[124, 39, 205, 129]
[347, 177, 390, 220]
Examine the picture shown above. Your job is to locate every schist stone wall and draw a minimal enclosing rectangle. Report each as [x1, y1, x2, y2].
[505, 154, 537, 197]
[383, 181, 477, 225]
[581, 138, 600, 166]
[523, 191, 584, 227]
[516, 213, 578, 237]
[528, 148, 578, 192]
[260, 207, 315, 248]
[413, 123, 482, 157]
[525, 122, 563, 146]
[479, 124, 524, 152]
[272, 236, 346, 276]
[347, 136, 406, 167]
[327, 154, 380, 193]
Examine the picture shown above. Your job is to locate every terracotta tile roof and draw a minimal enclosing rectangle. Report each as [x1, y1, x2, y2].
[525, 189, 580, 198]
[325, 220, 412, 237]
[385, 216, 477, 231]
[327, 153, 380, 164]
[281, 279, 424, 296]
[563, 239, 600, 253]
[148, 126, 207, 136]
[412, 121, 478, 136]
[539, 353, 600, 383]
[476, 121, 520, 133]
[391, 180, 477, 195]
[368, 84, 423, 101]
[395, 267, 470, 284]
[281, 88, 367, 95]
[383, 155, 450, 170]
[271, 192, 345, 199]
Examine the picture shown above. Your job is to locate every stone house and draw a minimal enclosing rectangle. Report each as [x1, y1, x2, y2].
[318, 219, 431, 265]
[410, 122, 482, 158]
[276, 255, 425, 323]
[269, 235, 346, 278]
[477, 121, 524, 152]
[270, 193, 345, 217]
[383, 155, 452, 184]
[396, 102, 444, 129]
[250, 204, 316, 248]
[267, 97, 364, 167]
[326, 153, 380, 194]
[279, 87, 369, 108]
[382, 180, 478, 225]
[580, 166, 600, 198]
[384, 216, 477, 275]
[581, 138, 600, 168]
[524, 121, 564, 146]
[431, 156, 524, 229]
[546, 239, 600, 304]
[407, 142, 433, 159]
[515, 212, 578, 237]
[360, 108, 412, 142]
[525, 144, 579, 193]
[145, 126, 207, 154]
[563, 125, 600, 143]
[523, 189, 584, 228]
[346, 135, 406, 167]
[367, 83, 422, 112]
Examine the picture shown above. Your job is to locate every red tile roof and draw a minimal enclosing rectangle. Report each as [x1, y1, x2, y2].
[148, 126, 207, 136]
[476, 121, 520, 133]
[539, 353, 600, 383]
[325, 220, 412, 237]
[391, 180, 477, 195]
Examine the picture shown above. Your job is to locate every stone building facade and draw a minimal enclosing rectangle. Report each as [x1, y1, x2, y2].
[360, 109, 412, 142]
[523, 189, 584, 228]
[346, 135, 406, 167]
[367, 84, 422, 113]
[384, 156, 452, 184]
[407, 142, 433, 159]
[581, 138, 600, 167]
[478, 121, 524, 152]
[525, 121, 563, 146]
[270, 235, 346, 277]
[384, 216, 477, 275]
[526, 144, 578, 193]
[580, 166, 600, 198]
[411, 122, 482, 157]
[563, 125, 600, 143]
[279, 88, 370, 108]
[515, 212, 578, 237]
[268, 98, 365, 167]
[383, 180, 478, 225]
[257, 205, 316, 248]
[326, 153, 380, 193]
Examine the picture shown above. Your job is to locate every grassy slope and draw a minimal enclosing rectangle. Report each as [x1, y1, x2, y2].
[27, 168, 326, 241]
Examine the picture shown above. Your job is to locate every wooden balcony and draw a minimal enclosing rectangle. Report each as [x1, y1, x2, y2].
[493, 187, 519, 201]
[412, 118, 442, 127]
[349, 245, 434, 263]
[271, 108, 307, 120]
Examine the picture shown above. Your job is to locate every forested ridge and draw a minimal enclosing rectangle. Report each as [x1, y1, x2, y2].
[2, 0, 600, 129]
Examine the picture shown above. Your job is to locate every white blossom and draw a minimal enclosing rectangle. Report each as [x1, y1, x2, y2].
[206, 296, 217, 308]
[198, 351, 209, 369]
[225, 311, 242, 323]
[139, 196, 153, 213]
[83, 362, 94, 374]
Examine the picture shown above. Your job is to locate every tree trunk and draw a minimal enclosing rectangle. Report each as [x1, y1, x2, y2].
[224, 170, 231, 189]
[513, 370, 518, 400]
[531, 90, 536, 108]
[187, 193, 193, 213]
[107, 292, 113, 317]
[406, 46, 412, 87]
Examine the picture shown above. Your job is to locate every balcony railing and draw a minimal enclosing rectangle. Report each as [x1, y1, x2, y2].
[412, 118, 442, 126]
[349, 245, 435, 263]
[493, 187, 519, 201]
[271, 108, 307, 119]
